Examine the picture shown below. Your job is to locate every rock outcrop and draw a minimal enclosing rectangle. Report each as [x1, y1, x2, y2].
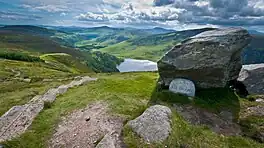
[173, 104, 241, 136]
[238, 64, 264, 95]
[127, 105, 172, 143]
[158, 28, 251, 88]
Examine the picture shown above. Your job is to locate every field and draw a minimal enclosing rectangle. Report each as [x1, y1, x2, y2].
[2, 72, 263, 148]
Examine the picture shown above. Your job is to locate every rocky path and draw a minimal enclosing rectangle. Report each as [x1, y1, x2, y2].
[49, 102, 125, 148]
[0, 76, 97, 142]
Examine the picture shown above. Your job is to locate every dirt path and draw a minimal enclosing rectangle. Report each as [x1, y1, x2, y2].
[49, 102, 125, 148]
[0, 76, 97, 142]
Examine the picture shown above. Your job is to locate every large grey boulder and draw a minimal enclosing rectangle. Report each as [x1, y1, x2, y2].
[158, 28, 251, 88]
[238, 64, 264, 95]
[127, 105, 172, 143]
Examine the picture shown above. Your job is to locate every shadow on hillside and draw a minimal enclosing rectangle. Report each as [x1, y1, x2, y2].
[148, 83, 241, 121]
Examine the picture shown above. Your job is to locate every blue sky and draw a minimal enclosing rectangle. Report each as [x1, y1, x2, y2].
[0, 0, 264, 31]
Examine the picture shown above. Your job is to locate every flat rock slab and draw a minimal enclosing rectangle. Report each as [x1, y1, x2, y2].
[238, 64, 264, 95]
[128, 105, 172, 143]
[49, 102, 125, 148]
[0, 96, 43, 142]
[0, 76, 97, 142]
[173, 104, 241, 136]
[244, 106, 264, 117]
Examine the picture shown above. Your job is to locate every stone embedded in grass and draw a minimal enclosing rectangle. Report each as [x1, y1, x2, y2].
[169, 78, 195, 97]
[256, 98, 264, 103]
[127, 105, 172, 143]
[245, 106, 264, 117]
[95, 131, 122, 148]
[173, 104, 241, 136]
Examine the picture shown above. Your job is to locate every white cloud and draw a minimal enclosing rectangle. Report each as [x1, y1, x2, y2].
[77, 3, 185, 23]
[60, 12, 67, 16]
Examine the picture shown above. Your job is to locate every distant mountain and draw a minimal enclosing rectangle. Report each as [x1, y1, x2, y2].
[243, 34, 264, 64]
[248, 30, 264, 35]
[139, 27, 176, 34]
[2, 25, 264, 65]
[0, 25, 58, 37]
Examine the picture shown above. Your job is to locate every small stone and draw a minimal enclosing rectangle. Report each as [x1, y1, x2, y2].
[93, 140, 97, 144]
[256, 98, 264, 103]
[188, 97, 194, 100]
[85, 117, 90, 121]
[74, 134, 77, 137]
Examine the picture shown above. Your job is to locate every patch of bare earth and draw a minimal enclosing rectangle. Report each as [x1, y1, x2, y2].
[49, 102, 125, 148]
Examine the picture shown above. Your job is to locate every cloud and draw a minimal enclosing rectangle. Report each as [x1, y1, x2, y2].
[22, 4, 68, 12]
[77, 3, 184, 24]
[153, 0, 175, 6]
[167, 0, 264, 26]
[1, 0, 264, 31]
[0, 11, 41, 20]
[76, 0, 264, 29]
[60, 12, 67, 16]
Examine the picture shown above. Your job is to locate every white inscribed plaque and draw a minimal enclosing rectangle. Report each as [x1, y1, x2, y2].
[169, 78, 195, 97]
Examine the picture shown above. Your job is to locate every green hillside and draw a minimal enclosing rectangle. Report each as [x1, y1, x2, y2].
[0, 58, 78, 116]
[100, 28, 214, 61]
[0, 26, 123, 73]
[40, 53, 92, 73]
[48, 26, 175, 50]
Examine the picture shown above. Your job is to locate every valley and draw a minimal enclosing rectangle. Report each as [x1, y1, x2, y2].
[0, 25, 264, 148]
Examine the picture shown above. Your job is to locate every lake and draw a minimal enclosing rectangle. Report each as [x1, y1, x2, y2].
[117, 59, 158, 72]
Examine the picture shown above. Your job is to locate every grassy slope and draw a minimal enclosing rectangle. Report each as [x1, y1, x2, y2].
[99, 41, 174, 61]
[100, 28, 214, 62]
[0, 30, 83, 58]
[3, 72, 263, 148]
[0, 59, 79, 116]
[40, 53, 92, 73]
[0, 27, 122, 73]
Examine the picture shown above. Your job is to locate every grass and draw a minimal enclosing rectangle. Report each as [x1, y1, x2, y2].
[40, 53, 93, 73]
[2, 72, 264, 148]
[0, 59, 75, 80]
[0, 58, 78, 116]
[150, 87, 240, 119]
[99, 41, 174, 61]
[0, 80, 72, 116]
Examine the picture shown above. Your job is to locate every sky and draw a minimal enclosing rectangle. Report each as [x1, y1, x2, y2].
[0, 0, 264, 31]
